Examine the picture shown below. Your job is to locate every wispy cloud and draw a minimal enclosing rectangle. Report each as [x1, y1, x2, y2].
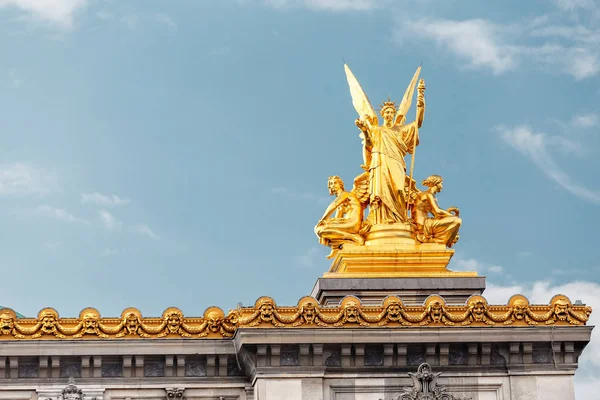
[131, 224, 158, 239]
[153, 12, 176, 30]
[500, 125, 600, 204]
[0, 163, 56, 196]
[0, 0, 90, 28]
[395, 8, 600, 79]
[260, 0, 385, 11]
[35, 205, 89, 224]
[81, 192, 130, 207]
[98, 210, 121, 230]
[452, 257, 507, 276]
[397, 18, 514, 75]
[572, 113, 599, 128]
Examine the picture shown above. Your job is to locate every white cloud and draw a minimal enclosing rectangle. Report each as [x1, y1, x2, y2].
[572, 113, 599, 128]
[153, 12, 176, 30]
[132, 224, 158, 239]
[0, 163, 56, 196]
[98, 210, 121, 230]
[0, 0, 89, 28]
[35, 205, 88, 224]
[81, 192, 130, 207]
[452, 257, 507, 276]
[397, 18, 514, 74]
[487, 265, 504, 273]
[395, 11, 600, 79]
[554, 0, 597, 10]
[262, 0, 384, 11]
[500, 125, 600, 204]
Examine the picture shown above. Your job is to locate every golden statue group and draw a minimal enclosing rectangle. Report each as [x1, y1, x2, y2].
[316, 65, 461, 259]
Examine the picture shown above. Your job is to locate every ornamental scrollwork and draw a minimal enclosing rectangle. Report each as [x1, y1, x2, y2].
[385, 363, 471, 400]
[0, 293, 591, 340]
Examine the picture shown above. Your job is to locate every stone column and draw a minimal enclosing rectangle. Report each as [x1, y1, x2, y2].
[176, 355, 186, 377]
[384, 344, 395, 366]
[50, 356, 60, 378]
[313, 344, 323, 367]
[218, 355, 227, 377]
[165, 355, 174, 377]
[123, 355, 133, 378]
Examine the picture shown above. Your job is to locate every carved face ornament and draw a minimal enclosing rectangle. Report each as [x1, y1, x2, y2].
[386, 302, 402, 321]
[344, 301, 359, 322]
[512, 300, 528, 320]
[166, 312, 183, 333]
[206, 311, 223, 332]
[41, 313, 58, 333]
[302, 302, 317, 324]
[124, 312, 140, 334]
[0, 313, 14, 334]
[428, 301, 443, 322]
[470, 301, 486, 321]
[259, 302, 275, 322]
[83, 312, 99, 333]
[554, 301, 569, 321]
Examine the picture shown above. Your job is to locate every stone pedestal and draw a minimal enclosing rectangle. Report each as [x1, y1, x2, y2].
[311, 276, 486, 305]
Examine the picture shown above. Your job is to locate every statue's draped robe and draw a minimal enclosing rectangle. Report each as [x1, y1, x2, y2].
[367, 122, 419, 224]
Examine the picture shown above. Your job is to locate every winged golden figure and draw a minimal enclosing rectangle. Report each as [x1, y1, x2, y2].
[345, 64, 426, 225]
[315, 172, 371, 258]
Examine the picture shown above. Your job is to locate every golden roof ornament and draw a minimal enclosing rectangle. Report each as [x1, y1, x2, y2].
[315, 64, 466, 277]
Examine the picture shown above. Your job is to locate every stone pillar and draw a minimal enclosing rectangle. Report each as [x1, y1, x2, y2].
[564, 342, 575, 364]
[426, 344, 437, 366]
[93, 356, 102, 378]
[134, 355, 144, 377]
[8, 357, 18, 379]
[176, 355, 186, 377]
[123, 356, 133, 378]
[439, 344, 449, 366]
[81, 356, 92, 378]
[522, 342, 533, 364]
[384, 344, 395, 366]
[341, 345, 352, 368]
[313, 344, 323, 366]
[299, 345, 310, 366]
[218, 355, 227, 377]
[270, 345, 281, 367]
[207, 355, 216, 376]
[468, 343, 478, 365]
[165, 355, 174, 377]
[50, 356, 60, 378]
[257, 345, 268, 367]
[510, 343, 521, 364]
[481, 343, 491, 365]
[355, 345, 365, 367]
[0, 356, 6, 379]
[397, 344, 407, 366]
[38, 356, 49, 378]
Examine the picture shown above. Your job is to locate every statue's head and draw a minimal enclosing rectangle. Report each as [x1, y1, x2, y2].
[422, 175, 443, 193]
[379, 100, 397, 126]
[203, 307, 225, 333]
[121, 308, 142, 335]
[327, 176, 345, 195]
[38, 308, 60, 334]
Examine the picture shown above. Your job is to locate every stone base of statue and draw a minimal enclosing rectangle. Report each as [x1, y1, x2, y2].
[313, 223, 482, 305]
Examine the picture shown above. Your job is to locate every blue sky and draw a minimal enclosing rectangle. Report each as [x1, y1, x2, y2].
[1, 0, 599, 396]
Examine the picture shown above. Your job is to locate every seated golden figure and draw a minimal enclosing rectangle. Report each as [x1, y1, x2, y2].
[412, 175, 461, 247]
[315, 174, 370, 258]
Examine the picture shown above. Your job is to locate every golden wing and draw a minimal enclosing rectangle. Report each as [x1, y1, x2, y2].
[395, 66, 421, 125]
[351, 171, 370, 205]
[344, 64, 378, 127]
